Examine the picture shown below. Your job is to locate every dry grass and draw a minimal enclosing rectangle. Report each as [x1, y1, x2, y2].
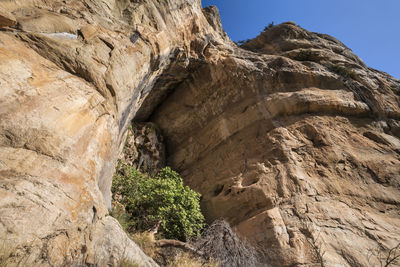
[168, 252, 218, 267]
[112, 202, 158, 258]
[130, 232, 158, 258]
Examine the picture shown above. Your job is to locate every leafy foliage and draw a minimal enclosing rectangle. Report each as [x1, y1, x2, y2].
[112, 163, 205, 241]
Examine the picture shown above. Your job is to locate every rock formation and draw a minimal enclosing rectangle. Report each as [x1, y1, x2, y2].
[150, 21, 400, 266]
[0, 0, 219, 265]
[120, 123, 166, 176]
[0, 0, 399, 266]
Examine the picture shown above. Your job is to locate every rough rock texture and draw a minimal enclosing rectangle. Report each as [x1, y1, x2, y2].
[0, 7, 16, 28]
[150, 23, 400, 266]
[120, 123, 165, 175]
[0, 0, 399, 266]
[0, 0, 221, 266]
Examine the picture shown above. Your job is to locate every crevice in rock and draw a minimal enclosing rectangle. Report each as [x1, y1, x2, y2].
[119, 122, 166, 175]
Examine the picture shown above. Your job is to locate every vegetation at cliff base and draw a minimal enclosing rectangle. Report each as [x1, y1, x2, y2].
[112, 163, 205, 241]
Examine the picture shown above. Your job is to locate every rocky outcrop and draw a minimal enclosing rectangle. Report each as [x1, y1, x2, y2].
[120, 123, 165, 175]
[0, 7, 16, 28]
[0, 1, 399, 266]
[0, 0, 221, 265]
[149, 23, 400, 266]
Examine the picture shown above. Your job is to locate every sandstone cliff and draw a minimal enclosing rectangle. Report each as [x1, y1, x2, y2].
[0, 0, 399, 266]
[0, 0, 220, 265]
[150, 21, 400, 266]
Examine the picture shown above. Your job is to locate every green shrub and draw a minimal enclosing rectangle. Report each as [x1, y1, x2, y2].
[110, 201, 131, 232]
[112, 164, 205, 241]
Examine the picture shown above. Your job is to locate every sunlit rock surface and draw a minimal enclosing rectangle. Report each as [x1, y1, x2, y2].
[0, 0, 399, 266]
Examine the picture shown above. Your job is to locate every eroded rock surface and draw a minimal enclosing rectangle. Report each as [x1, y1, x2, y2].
[150, 23, 400, 266]
[120, 123, 165, 175]
[0, 0, 399, 266]
[0, 0, 221, 265]
[0, 7, 16, 28]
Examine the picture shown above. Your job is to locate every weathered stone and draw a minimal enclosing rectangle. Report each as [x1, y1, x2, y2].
[0, 0, 219, 265]
[120, 123, 166, 175]
[0, 0, 399, 266]
[0, 7, 16, 28]
[150, 22, 400, 267]
[14, 8, 78, 33]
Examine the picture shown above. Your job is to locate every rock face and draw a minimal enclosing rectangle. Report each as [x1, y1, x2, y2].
[120, 123, 166, 175]
[0, 1, 399, 267]
[150, 23, 400, 266]
[0, 0, 221, 266]
[0, 7, 16, 28]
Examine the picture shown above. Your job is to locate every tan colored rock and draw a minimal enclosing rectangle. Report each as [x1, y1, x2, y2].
[14, 8, 79, 33]
[0, 0, 221, 265]
[0, 0, 399, 266]
[0, 7, 16, 27]
[150, 23, 400, 267]
[79, 25, 99, 41]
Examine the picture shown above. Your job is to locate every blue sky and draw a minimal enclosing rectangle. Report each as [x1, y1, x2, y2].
[202, 0, 399, 79]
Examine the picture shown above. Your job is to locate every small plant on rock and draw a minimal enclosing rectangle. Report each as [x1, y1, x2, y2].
[263, 21, 274, 32]
[235, 39, 251, 45]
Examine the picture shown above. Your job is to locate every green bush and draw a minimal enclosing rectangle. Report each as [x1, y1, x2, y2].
[112, 164, 205, 241]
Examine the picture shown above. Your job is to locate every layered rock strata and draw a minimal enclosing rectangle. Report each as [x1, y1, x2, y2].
[0, 0, 222, 265]
[149, 22, 400, 266]
[0, 1, 399, 266]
